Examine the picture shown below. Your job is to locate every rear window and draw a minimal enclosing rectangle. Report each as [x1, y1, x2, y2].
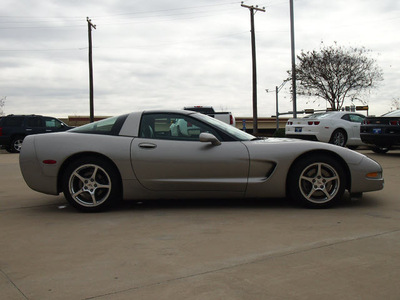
[304, 113, 329, 119]
[70, 114, 128, 135]
[382, 110, 400, 117]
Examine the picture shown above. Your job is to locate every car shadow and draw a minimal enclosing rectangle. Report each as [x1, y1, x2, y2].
[113, 193, 381, 212]
[31, 191, 382, 214]
[115, 197, 293, 212]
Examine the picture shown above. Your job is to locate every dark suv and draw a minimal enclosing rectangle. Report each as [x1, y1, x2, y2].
[0, 114, 72, 153]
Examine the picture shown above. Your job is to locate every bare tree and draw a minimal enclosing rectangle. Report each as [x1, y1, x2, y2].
[0, 96, 5, 116]
[391, 98, 400, 111]
[288, 42, 383, 110]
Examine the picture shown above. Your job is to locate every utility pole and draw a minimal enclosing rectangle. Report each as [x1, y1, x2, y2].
[289, 0, 297, 118]
[87, 17, 96, 123]
[241, 2, 265, 135]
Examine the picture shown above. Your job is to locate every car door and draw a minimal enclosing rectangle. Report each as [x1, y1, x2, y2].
[343, 114, 365, 143]
[131, 113, 250, 192]
[25, 116, 46, 135]
[43, 117, 66, 133]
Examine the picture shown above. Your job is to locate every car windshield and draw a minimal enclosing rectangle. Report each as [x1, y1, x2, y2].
[382, 110, 400, 117]
[194, 113, 255, 141]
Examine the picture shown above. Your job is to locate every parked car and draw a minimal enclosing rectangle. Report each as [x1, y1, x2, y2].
[285, 111, 366, 148]
[19, 109, 383, 212]
[360, 109, 400, 153]
[0, 114, 72, 153]
[184, 106, 235, 126]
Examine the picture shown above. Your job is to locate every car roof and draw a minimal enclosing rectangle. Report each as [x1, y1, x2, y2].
[299, 111, 362, 119]
[142, 109, 198, 116]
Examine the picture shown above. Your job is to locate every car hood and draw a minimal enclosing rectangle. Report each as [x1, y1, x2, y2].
[243, 137, 368, 166]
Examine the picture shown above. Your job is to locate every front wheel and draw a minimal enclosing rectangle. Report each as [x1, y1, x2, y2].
[62, 157, 121, 212]
[288, 155, 346, 208]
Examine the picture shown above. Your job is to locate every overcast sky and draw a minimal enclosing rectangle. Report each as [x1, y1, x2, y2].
[0, 0, 399, 118]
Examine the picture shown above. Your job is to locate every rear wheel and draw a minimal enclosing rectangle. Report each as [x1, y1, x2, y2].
[62, 157, 121, 212]
[372, 146, 390, 154]
[9, 136, 24, 153]
[329, 129, 347, 147]
[288, 154, 346, 208]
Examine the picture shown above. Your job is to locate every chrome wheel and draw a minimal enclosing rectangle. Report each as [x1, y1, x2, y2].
[330, 130, 346, 147]
[298, 162, 340, 204]
[11, 136, 24, 153]
[68, 164, 112, 208]
[288, 154, 346, 208]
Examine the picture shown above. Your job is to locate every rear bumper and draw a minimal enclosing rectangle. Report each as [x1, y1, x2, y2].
[360, 133, 400, 147]
[0, 136, 11, 146]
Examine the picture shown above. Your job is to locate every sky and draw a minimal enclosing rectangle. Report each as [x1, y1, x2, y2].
[0, 0, 399, 118]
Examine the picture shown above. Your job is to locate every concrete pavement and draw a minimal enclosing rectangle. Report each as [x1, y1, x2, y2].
[0, 149, 399, 299]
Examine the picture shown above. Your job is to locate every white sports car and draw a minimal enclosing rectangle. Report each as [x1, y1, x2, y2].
[285, 111, 366, 148]
[19, 110, 383, 212]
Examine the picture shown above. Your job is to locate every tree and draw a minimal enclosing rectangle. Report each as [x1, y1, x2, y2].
[288, 42, 383, 110]
[0, 96, 5, 116]
[391, 98, 400, 111]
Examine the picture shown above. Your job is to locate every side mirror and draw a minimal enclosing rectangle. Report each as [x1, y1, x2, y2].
[199, 132, 221, 146]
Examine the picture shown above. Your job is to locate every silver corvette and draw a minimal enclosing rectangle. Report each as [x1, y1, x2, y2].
[19, 110, 384, 212]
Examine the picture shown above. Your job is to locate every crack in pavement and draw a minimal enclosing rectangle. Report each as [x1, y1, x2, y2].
[83, 228, 400, 300]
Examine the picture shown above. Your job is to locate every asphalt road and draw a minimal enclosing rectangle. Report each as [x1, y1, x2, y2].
[1, 149, 399, 300]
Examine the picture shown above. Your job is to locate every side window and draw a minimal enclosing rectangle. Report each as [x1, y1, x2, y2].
[349, 114, 365, 123]
[3, 117, 24, 126]
[341, 114, 350, 122]
[44, 117, 62, 128]
[26, 117, 45, 127]
[140, 113, 221, 141]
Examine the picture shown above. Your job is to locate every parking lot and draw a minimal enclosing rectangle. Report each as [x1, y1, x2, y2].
[1, 149, 400, 300]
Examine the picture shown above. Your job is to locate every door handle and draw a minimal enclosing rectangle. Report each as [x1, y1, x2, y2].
[139, 143, 157, 149]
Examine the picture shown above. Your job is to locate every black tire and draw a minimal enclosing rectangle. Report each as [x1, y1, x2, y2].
[329, 129, 347, 147]
[10, 136, 24, 153]
[347, 145, 358, 150]
[62, 157, 122, 212]
[372, 146, 389, 154]
[288, 154, 346, 208]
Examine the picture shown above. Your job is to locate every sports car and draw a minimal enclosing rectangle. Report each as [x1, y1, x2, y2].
[19, 110, 384, 212]
[285, 111, 366, 148]
[360, 109, 400, 153]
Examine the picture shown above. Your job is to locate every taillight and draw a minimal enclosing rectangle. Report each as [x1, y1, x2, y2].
[0, 127, 2, 136]
[287, 121, 293, 125]
[307, 121, 320, 125]
[230, 115, 234, 125]
[389, 120, 399, 126]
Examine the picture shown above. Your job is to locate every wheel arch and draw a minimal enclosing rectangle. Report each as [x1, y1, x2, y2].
[330, 127, 348, 139]
[285, 150, 351, 196]
[57, 152, 123, 194]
